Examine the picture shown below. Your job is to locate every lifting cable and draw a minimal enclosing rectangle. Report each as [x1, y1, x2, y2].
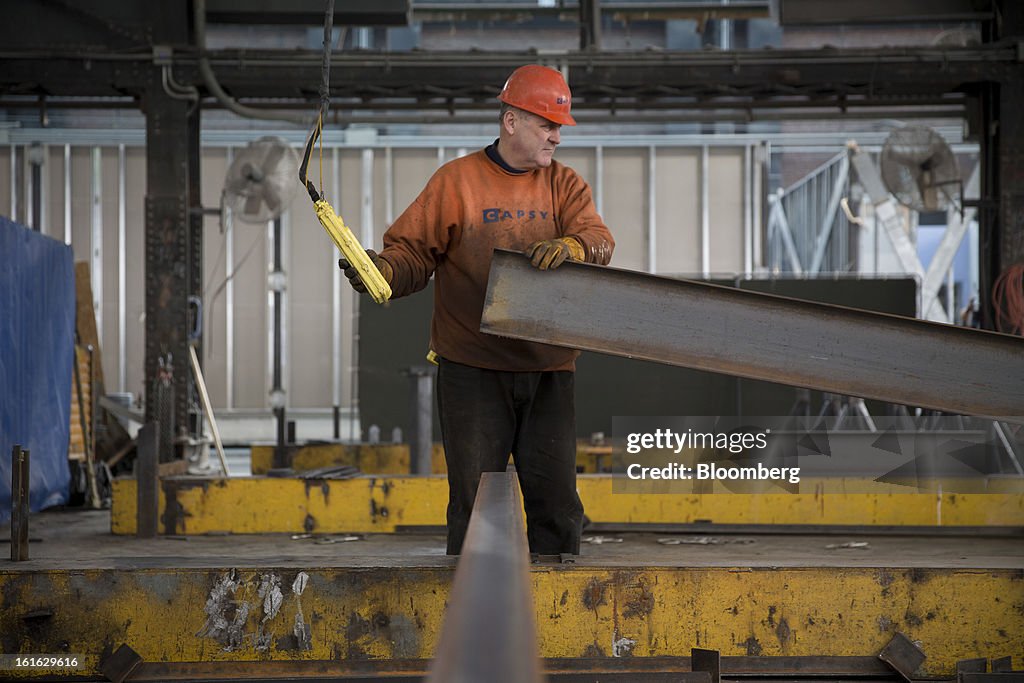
[298, 0, 392, 304]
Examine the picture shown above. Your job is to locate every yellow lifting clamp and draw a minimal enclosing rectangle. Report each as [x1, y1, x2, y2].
[298, 2, 391, 304]
[299, 118, 392, 305]
[311, 197, 392, 304]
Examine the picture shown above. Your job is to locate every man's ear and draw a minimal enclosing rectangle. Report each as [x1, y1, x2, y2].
[501, 109, 517, 135]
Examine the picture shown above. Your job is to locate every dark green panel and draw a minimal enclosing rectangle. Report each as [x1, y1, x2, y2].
[358, 282, 438, 441]
[575, 276, 918, 438]
[360, 276, 917, 440]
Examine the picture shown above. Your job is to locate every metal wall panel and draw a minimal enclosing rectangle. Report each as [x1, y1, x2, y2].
[69, 147, 92, 277]
[22, 140, 754, 419]
[46, 147, 65, 244]
[709, 148, 745, 274]
[555, 148, 596, 190]
[654, 147, 701, 275]
[124, 147, 146, 403]
[601, 148, 647, 271]
[337, 149, 364, 416]
[230, 209, 268, 409]
[100, 148, 119, 388]
[289, 189, 334, 410]
[372, 148, 389, 246]
[0, 147, 11, 217]
[200, 148, 229, 409]
[391, 148, 439, 215]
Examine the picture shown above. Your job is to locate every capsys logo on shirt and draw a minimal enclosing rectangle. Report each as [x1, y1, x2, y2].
[482, 208, 550, 224]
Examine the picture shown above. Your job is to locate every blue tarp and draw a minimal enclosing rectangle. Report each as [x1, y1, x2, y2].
[0, 216, 75, 522]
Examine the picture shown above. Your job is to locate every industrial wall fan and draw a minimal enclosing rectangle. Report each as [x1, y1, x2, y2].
[880, 125, 961, 213]
[223, 136, 300, 223]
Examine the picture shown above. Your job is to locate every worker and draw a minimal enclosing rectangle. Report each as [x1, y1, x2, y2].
[339, 64, 615, 555]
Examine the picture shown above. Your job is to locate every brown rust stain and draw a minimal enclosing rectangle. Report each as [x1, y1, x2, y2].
[908, 568, 929, 584]
[775, 617, 793, 648]
[160, 482, 188, 535]
[741, 636, 762, 656]
[622, 580, 654, 619]
[904, 610, 924, 627]
[582, 578, 607, 612]
[876, 569, 895, 596]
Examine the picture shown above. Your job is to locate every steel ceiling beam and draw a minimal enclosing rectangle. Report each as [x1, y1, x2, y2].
[480, 250, 1024, 420]
[412, 1, 770, 23]
[772, 0, 993, 25]
[204, 0, 411, 26]
[1, 46, 1014, 104]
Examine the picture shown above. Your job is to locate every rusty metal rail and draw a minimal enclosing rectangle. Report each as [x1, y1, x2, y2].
[481, 250, 1024, 421]
[89, 655, 887, 681]
[426, 470, 543, 683]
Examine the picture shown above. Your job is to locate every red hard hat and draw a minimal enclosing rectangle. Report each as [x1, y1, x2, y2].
[497, 65, 576, 126]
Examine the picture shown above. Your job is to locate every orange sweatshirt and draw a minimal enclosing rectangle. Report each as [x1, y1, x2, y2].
[379, 147, 614, 372]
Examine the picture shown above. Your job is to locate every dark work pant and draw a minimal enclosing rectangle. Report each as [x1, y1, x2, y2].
[437, 358, 583, 555]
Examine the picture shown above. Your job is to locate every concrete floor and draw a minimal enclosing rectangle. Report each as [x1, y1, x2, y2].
[7, 507, 1023, 571]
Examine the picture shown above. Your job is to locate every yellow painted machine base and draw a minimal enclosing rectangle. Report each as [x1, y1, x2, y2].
[249, 442, 615, 475]
[111, 475, 1024, 535]
[1, 563, 1021, 678]
[4, 506, 1023, 680]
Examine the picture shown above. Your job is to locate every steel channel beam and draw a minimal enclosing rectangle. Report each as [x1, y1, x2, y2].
[50, 655, 897, 681]
[0, 46, 1017, 101]
[203, 0, 411, 25]
[481, 250, 1024, 420]
[426, 471, 542, 683]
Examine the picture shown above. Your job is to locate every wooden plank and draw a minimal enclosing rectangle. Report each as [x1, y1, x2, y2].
[74, 261, 105, 387]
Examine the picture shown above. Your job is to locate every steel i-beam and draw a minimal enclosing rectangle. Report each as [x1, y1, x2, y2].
[480, 250, 1024, 420]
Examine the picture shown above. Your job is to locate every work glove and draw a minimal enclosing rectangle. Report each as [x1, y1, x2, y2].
[525, 237, 585, 270]
[338, 249, 393, 294]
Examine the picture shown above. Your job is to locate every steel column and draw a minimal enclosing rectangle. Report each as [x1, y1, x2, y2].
[224, 147, 235, 410]
[700, 145, 709, 277]
[63, 144, 71, 245]
[995, 1, 1024, 273]
[997, 76, 1024, 271]
[136, 422, 158, 538]
[271, 217, 287, 469]
[331, 147, 342, 410]
[90, 146, 103, 344]
[117, 143, 126, 392]
[144, 3, 197, 454]
[406, 367, 434, 475]
[187, 98, 203, 413]
[743, 145, 752, 275]
[579, 0, 602, 51]
[481, 250, 1024, 420]
[10, 445, 29, 561]
[647, 145, 657, 273]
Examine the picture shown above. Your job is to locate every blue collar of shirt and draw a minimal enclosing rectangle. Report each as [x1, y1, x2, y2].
[485, 139, 527, 174]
